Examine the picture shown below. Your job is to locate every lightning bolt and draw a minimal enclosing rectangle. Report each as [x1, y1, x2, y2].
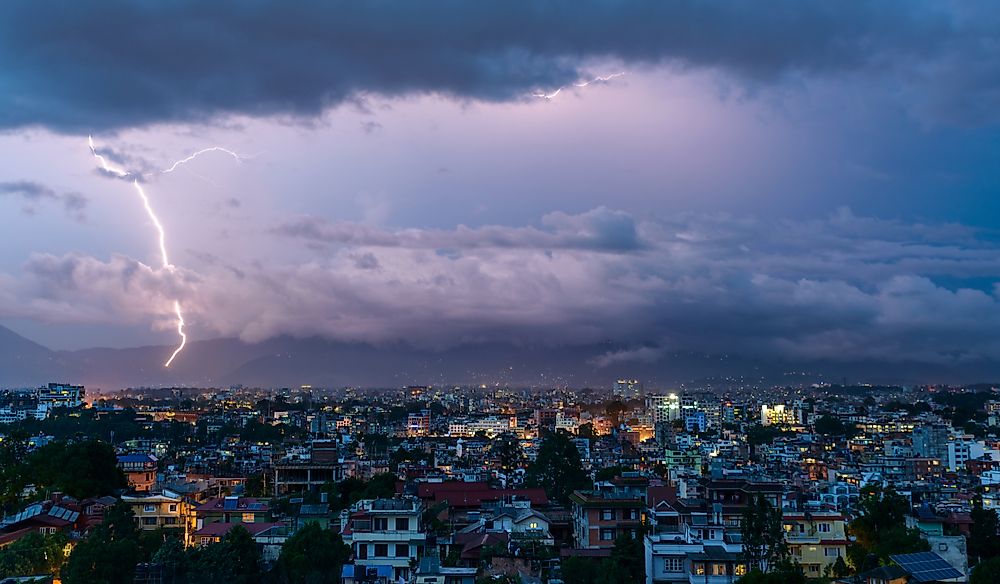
[531, 72, 627, 100]
[88, 136, 241, 367]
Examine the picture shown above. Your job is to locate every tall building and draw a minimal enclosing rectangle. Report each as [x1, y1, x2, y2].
[647, 394, 681, 424]
[36, 383, 85, 408]
[912, 424, 950, 461]
[614, 379, 644, 400]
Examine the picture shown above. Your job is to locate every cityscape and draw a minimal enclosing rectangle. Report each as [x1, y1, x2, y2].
[2, 2, 1000, 584]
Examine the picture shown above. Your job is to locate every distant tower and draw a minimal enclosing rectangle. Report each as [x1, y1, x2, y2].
[613, 379, 643, 400]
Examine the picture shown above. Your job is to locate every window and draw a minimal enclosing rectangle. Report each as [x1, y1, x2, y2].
[712, 564, 727, 576]
[168, 504, 177, 513]
[824, 548, 841, 557]
[143, 505, 156, 513]
[374, 517, 388, 531]
[142, 517, 158, 525]
[241, 513, 254, 523]
[395, 544, 409, 557]
[356, 544, 368, 560]
[625, 508, 640, 520]
[663, 557, 683, 573]
[818, 523, 831, 533]
[600, 529, 615, 541]
[374, 544, 389, 557]
[601, 509, 614, 521]
[808, 565, 820, 574]
[735, 564, 747, 576]
[939, 543, 949, 552]
[395, 517, 409, 531]
[529, 522, 539, 530]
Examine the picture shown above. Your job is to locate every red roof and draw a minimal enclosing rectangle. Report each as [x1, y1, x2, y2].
[416, 482, 549, 507]
[193, 521, 282, 538]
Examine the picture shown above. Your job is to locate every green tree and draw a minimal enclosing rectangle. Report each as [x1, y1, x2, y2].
[598, 533, 644, 584]
[972, 556, 1000, 584]
[525, 431, 589, 505]
[272, 522, 350, 583]
[63, 502, 142, 584]
[152, 537, 189, 584]
[187, 526, 261, 584]
[491, 433, 524, 474]
[971, 500, 1000, 564]
[814, 415, 855, 437]
[847, 486, 928, 567]
[740, 495, 787, 573]
[560, 556, 600, 584]
[27, 439, 127, 499]
[737, 560, 806, 584]
[0, 531, 68, 578]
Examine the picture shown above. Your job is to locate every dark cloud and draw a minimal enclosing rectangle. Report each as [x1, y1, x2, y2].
[0, 181, 88, 220]
[274, 206, 644, 252]
[0, 1, 996, 132]
[7, 208, 1000, 366]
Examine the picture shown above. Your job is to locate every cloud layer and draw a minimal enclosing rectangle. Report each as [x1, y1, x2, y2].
[1, 1, 997, 131]
[4, 208, 1000, 367]
[0, 181, 87, 220]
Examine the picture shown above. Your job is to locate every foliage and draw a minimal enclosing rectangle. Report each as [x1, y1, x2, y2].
[746, 425, 792, 446]
[271, 523, 350, 584]
[847, 486, 928, 568]
[594, 466, 628, 482]
[63, 502, 142, 584]
[599, 533, 645, 584]
[525, 430, 590, 505]
[972, 556, 1000, 584]
[740, 495, 787, 573]
[736, 560, 806, 584]
[0, 531, 68, 578]
[560, 556, 600, 584]
[813, 415, 856, 437]
[970, 500, 1000, 563]
[185, 525, 261, 584]
[26, 439, 127, 499]
[491, 433, 524, 474]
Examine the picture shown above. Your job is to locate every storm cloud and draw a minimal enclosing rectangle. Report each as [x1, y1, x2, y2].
[4, 208, 1000, 366]
[1, 1, 998, 132]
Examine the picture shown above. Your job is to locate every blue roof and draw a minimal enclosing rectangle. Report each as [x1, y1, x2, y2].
[341, 565, 393, 578]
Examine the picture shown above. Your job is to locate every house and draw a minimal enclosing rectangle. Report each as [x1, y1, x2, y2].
[570, 475, 649, 548]
[782, 511, 850, 578]
[341, 497, 426, 583]
[117, 454, 158, 493]
[193, 496, 271, 530]
[121, 493, 195, 544]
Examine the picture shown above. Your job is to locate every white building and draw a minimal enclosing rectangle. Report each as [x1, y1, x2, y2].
[342, 498, 426, 583]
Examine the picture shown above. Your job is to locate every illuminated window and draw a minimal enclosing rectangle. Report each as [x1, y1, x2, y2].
[242, 513, 254, 523]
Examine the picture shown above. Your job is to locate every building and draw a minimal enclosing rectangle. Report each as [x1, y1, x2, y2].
[647, 394, 681, 424]
[782, 511, 850, 578]
[761, 404, 799, 426]
[272, 441, 344, 496]
[407, 410, 431, 437]
[912, 424, 950, 461]
[342, 498, 427, 583]
[614, 379, 644, 401]
[117, 453, 158, 492]
[122, 493, 195, 545]
[36, 383, 85, 409]
[194, 496, 272, 531]
[570, 475, 648, 549]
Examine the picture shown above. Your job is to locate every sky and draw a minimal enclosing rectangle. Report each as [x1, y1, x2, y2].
[1, 1, 999, 371]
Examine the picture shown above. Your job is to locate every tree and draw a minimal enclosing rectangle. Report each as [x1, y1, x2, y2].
[740, 495, 787, 573]
[272, 523, 350, 583]
[491, 433, 524, 474]
[63, 502, 142, 584]
[971, 500, 1000, 564]
[27, 439, 127, 499]
[525, 431, 590, 505]
[0, 531, 68, 578]
[737, 560, 806, 584]
[814, 415, 854, 437]
[847, 486, 928, 568]
[560, 556, 600, 584]
[972, 556, 1000, 584]
[186, 526, 261, 584]
[598, 533, 644, 584]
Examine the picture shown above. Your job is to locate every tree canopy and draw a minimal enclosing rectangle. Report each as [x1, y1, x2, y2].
[525, 430, 590, 505]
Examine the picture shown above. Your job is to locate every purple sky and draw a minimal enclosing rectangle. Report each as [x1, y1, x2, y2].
[1, 1, 999, 371]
